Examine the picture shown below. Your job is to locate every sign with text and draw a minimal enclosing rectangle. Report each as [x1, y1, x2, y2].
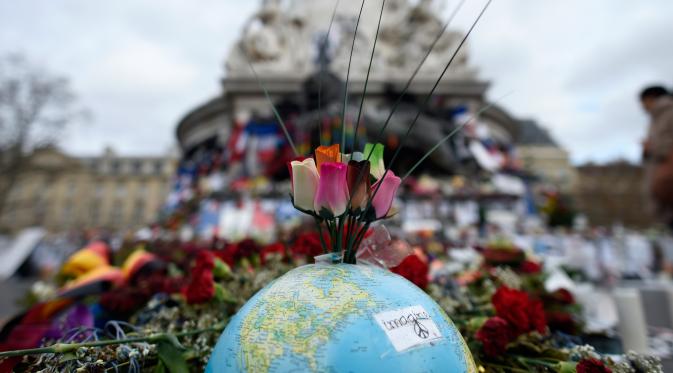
[373, 305, 442, 352]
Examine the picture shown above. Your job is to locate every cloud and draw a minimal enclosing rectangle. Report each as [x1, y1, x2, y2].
[450, 0, 673, 163]
[83, 39, 197, 95]
[1, 0, 672, 164]
[0, 0, 258, 156]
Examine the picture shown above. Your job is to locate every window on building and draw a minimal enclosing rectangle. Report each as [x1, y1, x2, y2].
[110, 161, 121, 175]
[154, 161, 164, 175]
[63, 204, 72, 222]
[91, 204, 100, 225]
[111, 202, 123, 224]
[116, 183, 127, 198]
[137, 183, 148, 198]
[34, 202, 46, 224]
[95, 183, 104, 199]
[66, 179, 77, 198]
[133, 200, 145, 224]
[132, 160, 143, 175]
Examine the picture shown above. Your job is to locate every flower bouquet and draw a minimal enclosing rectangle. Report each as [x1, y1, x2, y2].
[288, 142, 400, 264]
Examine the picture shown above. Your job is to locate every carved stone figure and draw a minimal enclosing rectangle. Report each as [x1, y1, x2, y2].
[328, 14, 374, 77]
[225, 0, 475, 80]
[226, 0, 310, 77]
[396, 0, 473, 78]
[378, 0, 412, 70]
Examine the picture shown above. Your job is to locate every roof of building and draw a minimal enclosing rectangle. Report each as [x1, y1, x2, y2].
[515, 119, 557, 146]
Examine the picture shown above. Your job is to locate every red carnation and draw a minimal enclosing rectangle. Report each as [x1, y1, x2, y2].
[528, 299, 547, 334]
[492, 287, 530, 336]
[390, 254, 429, 289]
[519, 260, 542, 274]
[260, 243, 286, 265]
[476, 317, 512, 357]
[100, 287, 145, 315]
[182, 267, 215, 304]
[546, 311, 576, 334]
[551, 288, 575, 305]
[141, 273, 182, 296]
[232, 239, 260, 262]
[194, 250, 215, 271]
[291, 232, 326, 259]
[482, 247, 526, 267]
[576, 358, 611, 373]
[214, 243, 237, 267]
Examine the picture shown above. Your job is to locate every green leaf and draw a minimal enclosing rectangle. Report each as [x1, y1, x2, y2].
[557, 361, 578, 373]
[58, 351, 77, 364]
[153, 361, 167, 373]
[163, 334, 185, 350]
[156, 340, 189, 373]
[213, 259, 232, 280]
[214, 283, 237, 304]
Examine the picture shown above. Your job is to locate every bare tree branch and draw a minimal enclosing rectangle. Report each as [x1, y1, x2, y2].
[0, 53, 86, 222]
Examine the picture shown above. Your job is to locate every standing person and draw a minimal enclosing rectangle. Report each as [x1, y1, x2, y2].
[641, 85, 673, 228]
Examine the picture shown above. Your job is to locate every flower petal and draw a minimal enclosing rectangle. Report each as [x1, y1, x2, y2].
[314, 162, 349, 217]
[364, 143, 385, 180]
[290, 158, 319, 211]
[315, 144, 341, 174]
[347, 160, 371, 211]
[370, 170, 401, 219]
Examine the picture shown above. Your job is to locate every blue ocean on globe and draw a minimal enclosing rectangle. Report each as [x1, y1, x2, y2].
[206, 263, 476, 373]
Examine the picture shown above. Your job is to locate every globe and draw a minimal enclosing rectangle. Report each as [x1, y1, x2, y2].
[207, 263, 476, 373]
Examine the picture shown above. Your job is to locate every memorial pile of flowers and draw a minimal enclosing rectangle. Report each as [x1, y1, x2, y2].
[0, 236, 663, 372]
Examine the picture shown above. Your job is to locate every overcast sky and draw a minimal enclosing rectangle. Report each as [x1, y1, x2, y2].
[1, 0, 671, 164]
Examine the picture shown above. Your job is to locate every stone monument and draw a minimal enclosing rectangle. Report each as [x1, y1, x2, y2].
[176, 0, 572, 185]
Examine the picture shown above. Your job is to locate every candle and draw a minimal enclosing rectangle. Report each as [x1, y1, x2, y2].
[613, 288, 649, 353]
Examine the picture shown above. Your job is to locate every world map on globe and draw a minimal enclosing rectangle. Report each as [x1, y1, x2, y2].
[207, 264, 477, 373]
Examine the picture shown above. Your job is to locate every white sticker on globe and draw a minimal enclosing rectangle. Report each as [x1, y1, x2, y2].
[373, 305, 442, 352]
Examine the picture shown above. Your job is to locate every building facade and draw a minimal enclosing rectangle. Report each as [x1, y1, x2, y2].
[0, 147, 177, 233]
[515, 120, 578, 193]
[574, 161, 656, 228]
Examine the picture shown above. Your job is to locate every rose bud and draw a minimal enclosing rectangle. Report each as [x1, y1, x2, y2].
[347, 160, 371, 211]
[290, 158, 320, 212]
[370, 170, 401, 219]
[364, 143, 385, 180]
[314, 162, 349, 218]
[315, 144, 341, 173]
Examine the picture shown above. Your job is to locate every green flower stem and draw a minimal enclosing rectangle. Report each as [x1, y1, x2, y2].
[325, 219, 336, 253]
[481, 362, 529, 373]
[352, 0, 386, 150]
[336, 216, 345, 259]
[316, 0, 341, 146]
[344, 216, 360, 264]
[516, 356, 564, 367]
[341, 0, 366, 152]
[314, 217, 328, 253]
[105, 360, 131, 372]
[348, 222, 370, 263]
[0, 324, 226, 358]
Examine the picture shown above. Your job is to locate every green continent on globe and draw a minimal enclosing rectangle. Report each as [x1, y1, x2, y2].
[238, 266, 375, 372]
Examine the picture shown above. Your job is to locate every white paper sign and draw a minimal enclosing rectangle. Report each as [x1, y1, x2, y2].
[373, 305, 443, 352]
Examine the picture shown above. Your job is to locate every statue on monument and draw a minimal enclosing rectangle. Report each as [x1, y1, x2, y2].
[394, 0, 474, 78]
[328, 14, 375, 77]
[225, 0, 475, 80]
[225, 0, 311, 77]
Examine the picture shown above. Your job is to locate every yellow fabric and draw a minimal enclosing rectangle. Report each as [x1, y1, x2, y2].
[121, 249, 152, 280]
[61, 249, 108, 278]
[62, 266, 122, 290]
